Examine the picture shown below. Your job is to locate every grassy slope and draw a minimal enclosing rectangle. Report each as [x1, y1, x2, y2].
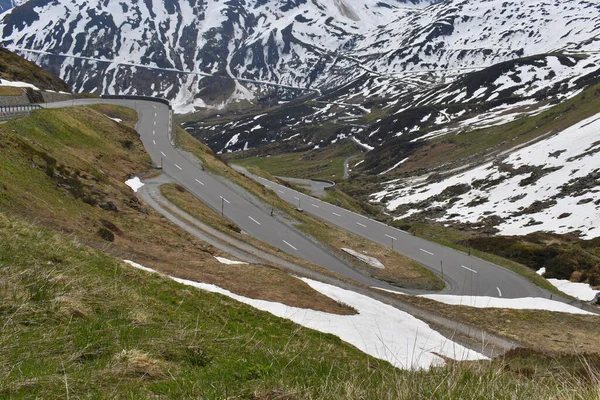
[0, 106, 349, 313]
[175, 127, 444, 290]
[228, 140, 358, 182]
[2, 212, 600, 399]
[0, 48, 70, 92]
[393, 81, 600, 175]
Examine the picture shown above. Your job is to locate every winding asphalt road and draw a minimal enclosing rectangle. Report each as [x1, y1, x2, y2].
[238, 169, 549, 299]
[43, 98, 545, 298]
[43, 98, 395, 290]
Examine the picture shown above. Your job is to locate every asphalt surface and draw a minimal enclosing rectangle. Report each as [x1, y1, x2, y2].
[237, 168, 551, 299]
[43, 99, 398, 291]
[44, 98, 546, 298]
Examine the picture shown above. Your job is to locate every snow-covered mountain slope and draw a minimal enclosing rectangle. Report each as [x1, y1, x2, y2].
[1, 0, 600, 113]
[356, 0, 600, 77]
[371, 112, 600, 239]
[0, 0, 431, 112]
[189, 52, 600, 156]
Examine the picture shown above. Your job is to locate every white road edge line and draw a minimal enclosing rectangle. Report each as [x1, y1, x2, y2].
[220, 196, 230, 204]
[283, 240, 297, 251]
[195, 179, 204, 186]
[420, 248, 434, 256]
[356, 222, 366, 228]
[385, 234, 397, 241]
[497, 287, 502, 297]
[249, 216, 261, 225]
[461, 265, 478, 274]
[160, 151, 167, 157]
[332, 212, 341, 217]
[174, 164, 182, 171]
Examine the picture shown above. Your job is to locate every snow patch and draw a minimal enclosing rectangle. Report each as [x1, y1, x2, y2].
[420, 295, 595, 316]
[214, 256, 248, 265]
[124, 261, 487, 369]
[342, 248, 384, 269]
[125, 177, 144, 193]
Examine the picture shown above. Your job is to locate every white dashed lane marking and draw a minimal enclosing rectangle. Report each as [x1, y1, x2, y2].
[461, 265, 478, 274]
[283, 240, 297, 251]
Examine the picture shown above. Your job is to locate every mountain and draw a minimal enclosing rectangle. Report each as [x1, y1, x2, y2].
[0, 0, 433, 112]
[2, 0, 598, 113]
[0, 47, 70, 92]
[1, 0, 599, 241]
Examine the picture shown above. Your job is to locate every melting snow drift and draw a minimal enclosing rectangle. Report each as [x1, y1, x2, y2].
[214, 256, 248, 265]
[419, 294, 595, 316]
[537, 268, 600, 302]
[124, 261, 487, 369]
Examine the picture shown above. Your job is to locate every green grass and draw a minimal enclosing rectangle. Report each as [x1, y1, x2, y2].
[2, 212, 600, 398]
[228, 140, 359, 182]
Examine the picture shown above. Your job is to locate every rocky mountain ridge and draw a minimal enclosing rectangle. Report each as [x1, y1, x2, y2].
[2, 0, 599, 114]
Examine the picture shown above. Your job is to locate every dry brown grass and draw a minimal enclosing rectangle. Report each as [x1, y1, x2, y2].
[109, 349, 171, 380]
[142, 258, 356, 315]
[0, 86, 23, 96]
[88, 104, 139, 128]
[311, 223, 444, 290]
[398, 295, 600, 354]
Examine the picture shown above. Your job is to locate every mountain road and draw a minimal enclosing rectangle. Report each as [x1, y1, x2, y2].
[43, 98, 547, 299]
